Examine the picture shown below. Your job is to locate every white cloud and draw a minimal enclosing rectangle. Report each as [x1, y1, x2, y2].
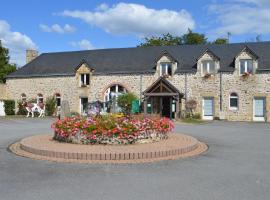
[69, 39, 94, 50]
[232, 0, 270, 6]
[39, 23, 76, 34]
[60, 3, 195, 37]
[0, 20, 37, 66]
[208, 0, 270, 37]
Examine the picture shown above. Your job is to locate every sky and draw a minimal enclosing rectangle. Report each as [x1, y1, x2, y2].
[1, 0, 270, 66]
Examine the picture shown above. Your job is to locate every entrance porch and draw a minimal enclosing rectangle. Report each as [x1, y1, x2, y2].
[143, 77, 183, 119]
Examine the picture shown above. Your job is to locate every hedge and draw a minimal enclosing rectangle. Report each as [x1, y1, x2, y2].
[4, 100, 15, 115]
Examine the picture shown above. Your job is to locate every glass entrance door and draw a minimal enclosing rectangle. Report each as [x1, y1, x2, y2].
[253, 97, 266, 121]
[203, 97, 214, 120]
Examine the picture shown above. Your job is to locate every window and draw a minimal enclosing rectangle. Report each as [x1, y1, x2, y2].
[37, 93, 43, 103]
[21, 93, 26, 102]
[80, 74, 90, 86]
[201, 60, 215, 75]
[229, 93, 238, 110]
[160, 63, 172, 76]
[104, 84, 127, 102]
[55, 93, 61, 107]
[240, 59, 253, 74]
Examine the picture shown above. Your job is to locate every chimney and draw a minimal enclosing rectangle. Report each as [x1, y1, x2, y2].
[26, 49, 38, 63]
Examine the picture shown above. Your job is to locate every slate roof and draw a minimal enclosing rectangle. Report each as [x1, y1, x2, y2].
[7, 41, 270, 78]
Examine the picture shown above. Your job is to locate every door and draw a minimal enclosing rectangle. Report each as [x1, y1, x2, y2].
[162, 97, 171, 118]
[203, 97, 214, 120]
[253, 97, 266, 122]
[80, 97, 88, 115]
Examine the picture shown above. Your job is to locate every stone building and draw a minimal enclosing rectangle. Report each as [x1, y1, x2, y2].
[4, 42, 270, 122]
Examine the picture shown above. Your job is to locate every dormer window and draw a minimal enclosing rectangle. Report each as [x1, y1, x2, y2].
[160, 62, 172, 76]
[80, 74, 90, 87]
[240, 59, 254, 75]
[201, 60, 215, 76]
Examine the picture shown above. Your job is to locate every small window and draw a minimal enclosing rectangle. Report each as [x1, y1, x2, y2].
[160, 63, 172, 76]
[80, 74, 90, 86]
[240, 59, 253, 74]
[21, 93, 27, 102]
[55, 93, 61, 107]
[202, 60, 215, 75]
[229, 93, 238, 110]
[37, 93, 43, 103]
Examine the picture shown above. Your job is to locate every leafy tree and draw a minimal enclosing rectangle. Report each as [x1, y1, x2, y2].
[0, 41, 16, 83]
[117, 93, 138, 115]
[139, 33, 182, 47]
[213, 38, 228, 44]
[181, 29, 207, 45]
[139, 29, 208, 47]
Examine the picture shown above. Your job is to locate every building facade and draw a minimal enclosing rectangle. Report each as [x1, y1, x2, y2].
[5, 42, 270, 121]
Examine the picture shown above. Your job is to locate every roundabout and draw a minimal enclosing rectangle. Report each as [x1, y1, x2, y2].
[9, 133, 207, 164]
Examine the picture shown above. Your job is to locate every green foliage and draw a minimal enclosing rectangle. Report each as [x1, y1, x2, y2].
[117, 93, 138, 115]
[185, 113, 201, 119]
[45, 96, 56, 116]
[213, 38, 228, 44]
[138, 29, 234, 47]
[3, 100, 15, 115]
[0, 42, 17, 83]
[181, 29, 207, 45]
[139, 33, 182, 47]
[16, 100, 27, 115]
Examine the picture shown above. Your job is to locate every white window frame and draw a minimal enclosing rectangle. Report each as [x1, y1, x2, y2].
[201, 60, 215, 76]
[160, 63, 172, 76]
[229, 93, 239, 111]
[80, 73, 90, 86]
[239, 59, 254, 75]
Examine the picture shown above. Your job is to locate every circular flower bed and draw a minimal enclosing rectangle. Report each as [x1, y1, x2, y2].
[51, 115, 174, 145]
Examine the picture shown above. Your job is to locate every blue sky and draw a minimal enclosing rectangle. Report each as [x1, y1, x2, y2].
[1, 0, 270, 66]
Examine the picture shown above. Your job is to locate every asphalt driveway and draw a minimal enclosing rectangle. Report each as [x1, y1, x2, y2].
[0, 118, 269, 200]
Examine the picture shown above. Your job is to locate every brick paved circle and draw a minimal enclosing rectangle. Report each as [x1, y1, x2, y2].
[9, 134, 208, 164]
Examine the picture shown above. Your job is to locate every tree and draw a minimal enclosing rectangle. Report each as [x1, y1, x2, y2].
[138, 33, 182, 47]
[139, 30, 208, 47]
[181, 29, 207, 45]
[213, 38, 228, 44]
[117, 93, 138, 115]
[0, 41, 17, 83]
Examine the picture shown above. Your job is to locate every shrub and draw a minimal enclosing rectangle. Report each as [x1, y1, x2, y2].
[3, 100, 15, 115]
[186, 99, 197, 115]
[45, 96, 56, 116]
[192, 113, 201, 119]
[117, 93, 138, 115]
[184, 112, 201, 119]
[16, 100, 27, 115]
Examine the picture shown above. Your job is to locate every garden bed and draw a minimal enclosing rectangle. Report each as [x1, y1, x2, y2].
[51, 115, 174, 145]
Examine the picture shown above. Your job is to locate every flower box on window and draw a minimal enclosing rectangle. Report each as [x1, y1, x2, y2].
[203, 73, 213, 78]
[241, 71, 252, 77]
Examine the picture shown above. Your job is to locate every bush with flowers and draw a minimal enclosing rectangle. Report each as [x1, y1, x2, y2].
[51, 115, 174, 145]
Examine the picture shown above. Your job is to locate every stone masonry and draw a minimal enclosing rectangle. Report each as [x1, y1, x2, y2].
[4, 48, 270, 121]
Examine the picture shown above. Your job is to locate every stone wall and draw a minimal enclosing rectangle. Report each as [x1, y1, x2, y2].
[5, 49, 270, 121]
[6, 76, 79, 113]
[0, 84, 7, 100]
